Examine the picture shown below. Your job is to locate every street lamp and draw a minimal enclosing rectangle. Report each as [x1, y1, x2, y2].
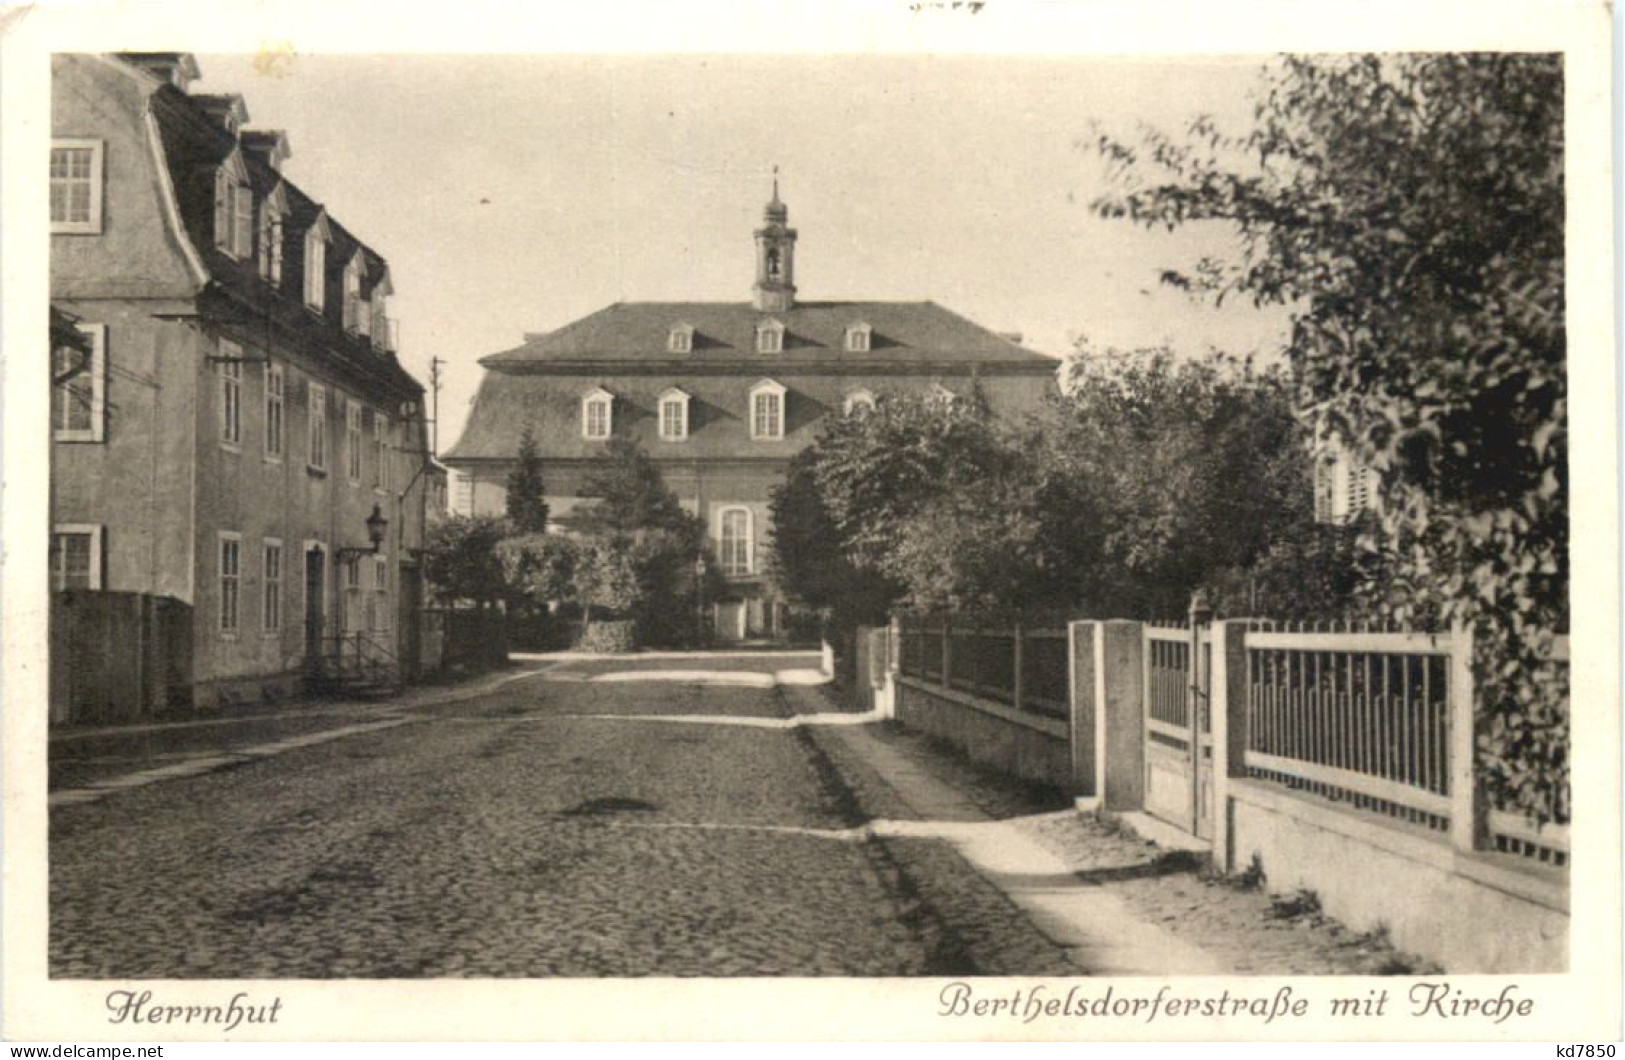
[338, 503, 390, 560]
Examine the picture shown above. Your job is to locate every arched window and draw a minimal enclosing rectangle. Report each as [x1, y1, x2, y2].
[749, 379, 786, 440]
[718, 506, 752, 576]
[658, 387, 690, 442]
[843, 389, 876, 417]
[755, 319, 784, 354]
[581, 388, 614, 440]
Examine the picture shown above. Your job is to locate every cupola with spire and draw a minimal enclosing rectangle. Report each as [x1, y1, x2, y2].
[752, 169, 797, 312]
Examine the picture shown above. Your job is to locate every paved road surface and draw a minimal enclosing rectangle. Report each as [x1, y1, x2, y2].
[50, 654, 988, 977]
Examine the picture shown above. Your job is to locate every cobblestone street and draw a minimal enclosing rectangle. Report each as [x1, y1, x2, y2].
[50, 653, 1430, 978]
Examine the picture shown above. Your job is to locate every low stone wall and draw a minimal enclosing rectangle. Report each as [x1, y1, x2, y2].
[1229, 779, 1568, 973]
[895, 677, 1071, 790]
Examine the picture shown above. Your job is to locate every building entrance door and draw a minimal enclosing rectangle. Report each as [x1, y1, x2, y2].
[714, 601, 746, 642]
[304, 547, 326, 661]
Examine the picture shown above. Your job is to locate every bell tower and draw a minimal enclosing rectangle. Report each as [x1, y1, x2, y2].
[752, 170, 797, 312]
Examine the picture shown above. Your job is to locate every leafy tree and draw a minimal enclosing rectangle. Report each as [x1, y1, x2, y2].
[496, 533, 577, 611]
[887, 478, 1052, 616]
[807, 390, 1015, 579]
[768, 448, 899, 626]
[577, 438, 698, 540]
[1038, 345, 1311, 619]
[423, 515, 509, 607]
[505, 427, 550, 533]
[1092, 54, 1567, 822]
[572, 536, 642, 624]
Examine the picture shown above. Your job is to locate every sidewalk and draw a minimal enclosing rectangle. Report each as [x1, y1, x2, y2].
[779, 682, 1233, 975]
[48, 662, 555, 804]
[781, 680, 1439, 976]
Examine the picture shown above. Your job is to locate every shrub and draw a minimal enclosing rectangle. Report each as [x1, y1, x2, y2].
[577, 620, 636, 654]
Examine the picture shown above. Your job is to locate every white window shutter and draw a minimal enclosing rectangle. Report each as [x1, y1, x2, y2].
[214, 172, 229, 250]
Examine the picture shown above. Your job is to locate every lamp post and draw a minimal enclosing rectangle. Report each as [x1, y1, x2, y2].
[339, 503, 390, 561]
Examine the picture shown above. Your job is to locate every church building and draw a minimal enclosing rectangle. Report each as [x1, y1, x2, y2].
[442, 185, 1059, 641]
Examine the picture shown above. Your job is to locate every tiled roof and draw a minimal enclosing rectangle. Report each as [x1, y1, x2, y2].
[482, 301, 1056, 369]
[144, 80, 419, 399]
[442, 370, 1055, 463]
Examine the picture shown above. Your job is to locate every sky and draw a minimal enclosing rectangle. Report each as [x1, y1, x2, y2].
[193, 53, 1292, 456]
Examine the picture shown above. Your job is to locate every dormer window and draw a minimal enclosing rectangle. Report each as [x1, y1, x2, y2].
[755, 319, 784, 354]
[257, 184, 288, 287]
[303, 213, 331, 312]
[658, 387, 691, 442]
[213, 154, 252, 259]
[749, 379, 786, 441]
[581, 388, 614, 440]
[668, 324, 694, 354]
[342, 253, 364, 333]
[845, 323, 872, 353]
[370, 269, 393, 352]
[843, 389, 877, 417]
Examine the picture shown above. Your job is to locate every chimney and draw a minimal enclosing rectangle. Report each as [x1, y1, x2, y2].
[241, 129, 292, 172]
[192, 94, 250, 138]
[117, 53, 200, 92]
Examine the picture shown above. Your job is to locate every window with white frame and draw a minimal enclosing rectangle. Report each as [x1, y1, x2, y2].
[304, 227, 328, 311]
[377, 414, 392, 492]
[845, 323, 872, 352]
[259, 199, 286, 286]
[718, 507, 752, 576]
[308, 383, 328, 470]
[371, 294, 390, 351]
[53, 323, 106, 442]
[214, 167, 252, 259]
[453, 474, 474, 515]
[843, 389, 877, 417]
[342, 255, 363, 332]
[755, 320, 784, 354]
[263, 539, 283, 633]
[658, 388, 690, 442]
[219, 533, 242, 634]
[50, 140, 104, 234]
[264, 361, 285, 460]
[218, 340, 243, 448]
[346, 399, 363, 482]
[582, 389, 613, 440]
[668, 324, 693, 354]
[51, 525, 102, 590]
[371, 412, 385, 489]
[371, 555, 390, 632]
[343, 555, 363, 632]
[749, 380, 786, 440]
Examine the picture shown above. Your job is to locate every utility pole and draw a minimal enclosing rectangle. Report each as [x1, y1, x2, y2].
[429, 356, 445, 459]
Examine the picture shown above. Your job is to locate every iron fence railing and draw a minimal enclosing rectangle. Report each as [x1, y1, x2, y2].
[897, 617, 1069, 721]
[1245, 630, 1456, 833]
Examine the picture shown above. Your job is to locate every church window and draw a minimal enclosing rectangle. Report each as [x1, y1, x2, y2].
[658, 388, 690, 442]
[749, 379, 786, 441]
[582, 389, 613, 440]
[756, 320, 784, 354]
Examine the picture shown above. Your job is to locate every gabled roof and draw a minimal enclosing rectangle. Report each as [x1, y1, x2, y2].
[484, 301, 1057, 370]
